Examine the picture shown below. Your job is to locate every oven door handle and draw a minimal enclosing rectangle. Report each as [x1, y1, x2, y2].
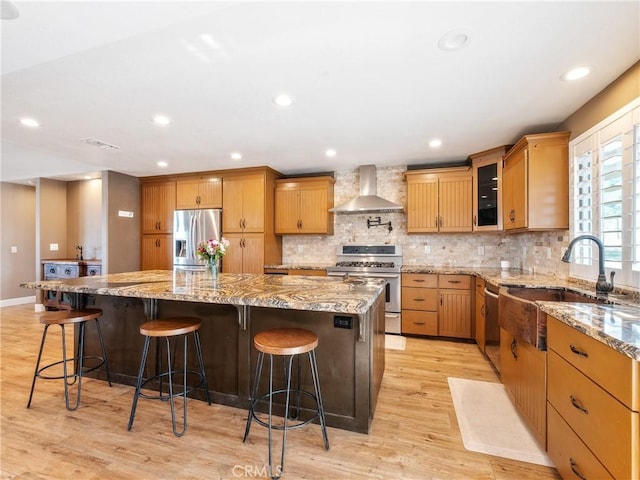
[349, 273, 400, 279]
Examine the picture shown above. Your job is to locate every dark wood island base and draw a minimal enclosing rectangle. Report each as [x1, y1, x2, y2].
[22, 271, 386, 434]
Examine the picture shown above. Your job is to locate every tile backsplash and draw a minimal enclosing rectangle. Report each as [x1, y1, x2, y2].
[282, 165, 570, 278]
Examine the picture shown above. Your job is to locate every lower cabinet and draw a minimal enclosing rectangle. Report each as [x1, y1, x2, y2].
[547, 316, 639, 480]
[141, 234, 173, 270]
[499, 327, 546, 447]
[223, 233, 265, 274]
[474, 276, 486, 352]
[401, 273, 472, 339]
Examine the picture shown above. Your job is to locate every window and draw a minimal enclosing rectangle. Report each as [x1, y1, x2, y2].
[569, 100, 640, 290]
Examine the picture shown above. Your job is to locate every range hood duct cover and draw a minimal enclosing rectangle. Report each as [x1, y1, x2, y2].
[329, 165, 404, 213]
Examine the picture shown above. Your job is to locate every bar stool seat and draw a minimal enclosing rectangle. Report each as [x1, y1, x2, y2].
[128, 317, 211, 437]
[244, 328, 329, 479]
[27, 307, 112, 411]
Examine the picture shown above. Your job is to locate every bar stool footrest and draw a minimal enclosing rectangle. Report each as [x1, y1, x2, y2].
[249, 389, 321, 431]
[35, 355, 107, 381]
[137, 369, 206, 401]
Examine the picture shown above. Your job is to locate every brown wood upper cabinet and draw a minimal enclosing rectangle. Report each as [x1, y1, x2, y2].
[176, 177, 222, 209]
[223, 173, 265, 233]
[221, 168, 283, 274]
[141, 181, 176, 234]
[470, 146, 510, 232]
[502, 132, 570, 231]
[275, 176, 335, 234]
[405, 167, 473, 233]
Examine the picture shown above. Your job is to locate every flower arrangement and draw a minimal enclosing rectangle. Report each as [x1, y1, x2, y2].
[197, 237, 230, 264]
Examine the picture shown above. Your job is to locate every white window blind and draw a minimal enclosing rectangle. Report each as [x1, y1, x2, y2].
[569, 99, 640, 290]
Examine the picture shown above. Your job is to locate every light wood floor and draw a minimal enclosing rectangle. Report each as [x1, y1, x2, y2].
[0, 304, 561, 479]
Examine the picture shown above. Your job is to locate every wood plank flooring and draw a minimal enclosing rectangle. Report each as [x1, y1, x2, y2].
[0, 304, 561, 479]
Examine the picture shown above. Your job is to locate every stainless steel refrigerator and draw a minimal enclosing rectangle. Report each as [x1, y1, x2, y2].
[173, 209, 222, 268]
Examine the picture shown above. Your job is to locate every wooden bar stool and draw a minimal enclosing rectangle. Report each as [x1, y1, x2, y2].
[27, 307, 112, 411]
[243, 328, 329, 479]
[127, 317, 211, 437]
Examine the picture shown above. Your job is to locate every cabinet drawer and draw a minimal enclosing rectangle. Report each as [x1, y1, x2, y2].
[548, 350, 638, 480]
[57, 265, 79, 278]
[547, 404, 614, 480]
[402, 310, 438, 336]
[402, 287, 438, 311]
[548, 316, 638, 411]
[43, 264, 58, 279]
[86, 266, 101, 276]
[402, 273, 437, 288]
[438, 274, 471, 289]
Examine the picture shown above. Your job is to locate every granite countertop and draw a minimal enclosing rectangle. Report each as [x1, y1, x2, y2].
[41, 259, 102, 265]
[264, 264, 333, 271]
[403, 264, 640, 360]
[21, 270, 385, 315]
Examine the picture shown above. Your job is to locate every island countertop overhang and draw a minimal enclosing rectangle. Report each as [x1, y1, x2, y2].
[21, 270, 386, 315]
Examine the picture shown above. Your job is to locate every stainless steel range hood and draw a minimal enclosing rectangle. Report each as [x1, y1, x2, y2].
[329, 165, 404, 213]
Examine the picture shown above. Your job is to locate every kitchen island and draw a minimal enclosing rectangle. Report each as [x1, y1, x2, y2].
[21, 270, 386, 433]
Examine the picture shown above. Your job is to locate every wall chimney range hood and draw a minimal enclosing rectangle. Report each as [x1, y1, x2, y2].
[330, 165, 404, 213]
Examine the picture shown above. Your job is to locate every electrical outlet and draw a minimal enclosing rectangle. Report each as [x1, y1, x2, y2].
[424, 245, 431, 254]
[297, 245, 304, 253]
[10, 246, 17, 253]
[49, 243, 58, 251]
[477, 246, 485, 256]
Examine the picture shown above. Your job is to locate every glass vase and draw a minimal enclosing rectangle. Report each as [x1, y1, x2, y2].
[208, 259, 219, 280]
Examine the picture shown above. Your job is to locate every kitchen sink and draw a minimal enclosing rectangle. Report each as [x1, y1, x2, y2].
[498, 287, 598, 350]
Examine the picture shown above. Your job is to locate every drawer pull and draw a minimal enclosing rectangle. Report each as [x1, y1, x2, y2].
[413, 298, 425, 302]
[570, 395, 589, 414]
[569, 458, 587, 480]
[413, 279, 426, 283]
[412, 322, 426, 326]
[447, 280, 461, 284]
[569, 344, 589, 358]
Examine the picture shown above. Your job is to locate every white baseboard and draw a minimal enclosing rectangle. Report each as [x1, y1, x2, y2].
[0, 296, 36, 308]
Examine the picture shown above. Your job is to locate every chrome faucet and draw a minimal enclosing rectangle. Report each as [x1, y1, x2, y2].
[561, 235, 614, 296]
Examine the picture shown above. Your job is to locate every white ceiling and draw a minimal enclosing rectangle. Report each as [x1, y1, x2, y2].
[1, 1, 639, 183]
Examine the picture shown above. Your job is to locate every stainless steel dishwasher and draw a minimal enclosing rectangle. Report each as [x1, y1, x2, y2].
[484, 284, 500, 373]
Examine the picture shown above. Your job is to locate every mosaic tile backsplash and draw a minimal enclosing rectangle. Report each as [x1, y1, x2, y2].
[282, 165, 571, 278]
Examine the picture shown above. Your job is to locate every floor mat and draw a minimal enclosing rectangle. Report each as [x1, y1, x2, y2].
[448, 377, 554, 467]
[385, 335, 406, 350]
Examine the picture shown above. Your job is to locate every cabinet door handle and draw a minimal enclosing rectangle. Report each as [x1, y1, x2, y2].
[569, 459, 587, 480]
[481, 305, 485, 316]
[473, 214, 477, 226]
[569, 344, 589, 358]
[239, 219, 243, 229]
[196, 195, 201, 205]
[412, 322, 426, 326]
[570, 395, 589, 414]
[509, 209, 515, 223]
[440, 295, 443, 306]
[510, 338, 518, 360]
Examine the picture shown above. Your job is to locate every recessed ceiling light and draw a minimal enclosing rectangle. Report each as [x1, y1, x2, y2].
[83, 176, 92, 180]
[157, 160, 168, 168]
[20, 117, 40, 128]
[325, 149, 337, 158]
[438, 29, 470, 52]
[273, 94, 293, 107]
[1, 0, 20, 20]
[561, 66, 592, 81]
[230, 152, 242, 160]
[429, 139, 442, 148]
[153, 114, 172, 126]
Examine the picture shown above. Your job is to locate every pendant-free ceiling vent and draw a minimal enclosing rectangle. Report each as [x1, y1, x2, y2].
[82, 138, 119, 150]
[329, 165, 404, 213]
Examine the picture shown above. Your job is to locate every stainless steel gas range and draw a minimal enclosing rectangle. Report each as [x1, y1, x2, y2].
[326, 245, 402, 334]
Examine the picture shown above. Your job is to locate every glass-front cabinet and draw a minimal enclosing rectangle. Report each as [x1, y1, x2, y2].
[470, 146, 510, 232]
